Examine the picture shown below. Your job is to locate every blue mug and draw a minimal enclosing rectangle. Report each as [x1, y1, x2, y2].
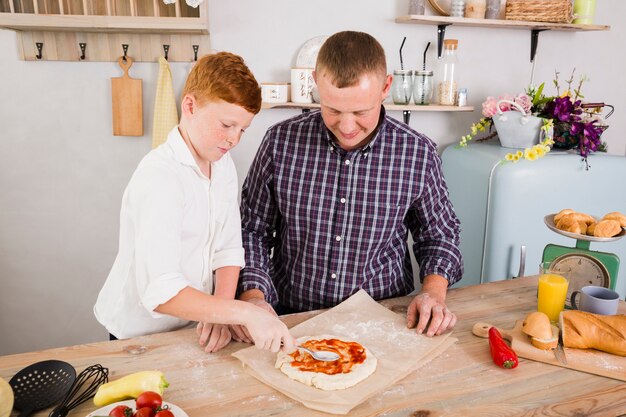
[570, 285, 619, 316]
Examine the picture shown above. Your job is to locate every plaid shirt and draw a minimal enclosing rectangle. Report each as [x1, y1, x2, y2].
[240, 108, 462, 311]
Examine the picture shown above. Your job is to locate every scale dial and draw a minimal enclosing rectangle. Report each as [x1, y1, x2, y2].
[551, 253, 611, 306]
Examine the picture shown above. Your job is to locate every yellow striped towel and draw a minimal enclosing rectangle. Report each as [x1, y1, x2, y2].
[152, 56, 179, 149]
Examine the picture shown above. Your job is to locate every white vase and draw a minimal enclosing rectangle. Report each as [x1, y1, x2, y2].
[492, 99, 544, 149]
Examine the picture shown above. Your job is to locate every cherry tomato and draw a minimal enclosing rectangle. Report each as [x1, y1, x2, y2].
[134, 407, 155, 417]
[109, 405, 132, 417]
[136, 391, 163, 411]
[154, 410, 175, 417]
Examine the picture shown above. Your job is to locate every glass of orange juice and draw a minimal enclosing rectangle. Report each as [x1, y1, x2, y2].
[537, 262, 570, 322]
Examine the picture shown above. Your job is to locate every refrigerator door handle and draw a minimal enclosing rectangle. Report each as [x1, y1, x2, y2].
[514, 245, 526, 279]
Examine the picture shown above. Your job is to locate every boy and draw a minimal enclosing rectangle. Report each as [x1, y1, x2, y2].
[95, 52, 295, 354]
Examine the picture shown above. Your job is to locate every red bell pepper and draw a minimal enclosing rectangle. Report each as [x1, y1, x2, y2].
[488, 327, 519, 369]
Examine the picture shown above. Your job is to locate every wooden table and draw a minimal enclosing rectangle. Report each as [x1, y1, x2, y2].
[1, 277, 625, 417]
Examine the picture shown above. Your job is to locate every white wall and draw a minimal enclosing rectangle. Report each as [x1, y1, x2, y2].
[1, 0, 624, 355]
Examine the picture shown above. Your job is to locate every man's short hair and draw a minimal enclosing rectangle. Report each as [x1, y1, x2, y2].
[315, 31, 387, 88]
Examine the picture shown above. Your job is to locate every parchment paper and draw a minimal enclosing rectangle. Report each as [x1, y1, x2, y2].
[232, 289, 457, 415]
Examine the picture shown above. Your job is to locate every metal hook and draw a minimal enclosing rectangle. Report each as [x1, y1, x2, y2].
[122, 44, 129, 62]
[163, 44, 170, 60]
[79, 42, 86, 60]
[192, 44, 199, 61]
[35, 42, 43, 60]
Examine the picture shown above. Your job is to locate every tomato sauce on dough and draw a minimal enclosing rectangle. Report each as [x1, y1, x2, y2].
[289, 338, 366, 375]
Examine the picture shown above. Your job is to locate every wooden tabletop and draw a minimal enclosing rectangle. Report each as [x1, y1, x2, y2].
[1, 276, 625, 417]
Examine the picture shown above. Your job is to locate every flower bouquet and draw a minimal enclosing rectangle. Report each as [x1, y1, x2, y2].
[459, 69, 611, 164]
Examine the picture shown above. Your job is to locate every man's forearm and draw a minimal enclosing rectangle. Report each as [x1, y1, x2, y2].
[420, 274, 449, 302]
[239, 288, 266, 301]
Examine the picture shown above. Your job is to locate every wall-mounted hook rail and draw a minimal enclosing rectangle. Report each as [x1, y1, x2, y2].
[192, 44, 199, 61]
[79, 42, 87, 60]
[122, 43, 129, 62]
[163, 44, 170, 60]
[35, 42, 43, 59]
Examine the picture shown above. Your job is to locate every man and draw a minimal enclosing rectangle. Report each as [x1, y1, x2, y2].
[238, 31, 463, 337]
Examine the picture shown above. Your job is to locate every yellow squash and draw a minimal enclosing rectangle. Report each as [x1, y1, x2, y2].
[93, 370, 168, 406]
[0, 376, 14, 417]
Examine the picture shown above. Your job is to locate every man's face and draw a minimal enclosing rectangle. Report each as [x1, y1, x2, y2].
[315, 70, 391, 151]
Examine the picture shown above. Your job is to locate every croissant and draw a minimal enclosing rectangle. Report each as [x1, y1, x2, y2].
[593, 219, 621, 238]
[602, 212, 626, 227]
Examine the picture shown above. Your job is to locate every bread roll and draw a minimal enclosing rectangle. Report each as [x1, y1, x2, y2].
[593, 219, 621, 238]
[522, 312, 552, 339]
[560, 310, 626, 356]
[603, 211, 626, 227]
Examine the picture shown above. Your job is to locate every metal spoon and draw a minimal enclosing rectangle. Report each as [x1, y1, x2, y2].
[297, 346, 340, 362]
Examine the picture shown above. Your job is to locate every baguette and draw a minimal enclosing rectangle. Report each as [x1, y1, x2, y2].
[560, 310, 626, 356]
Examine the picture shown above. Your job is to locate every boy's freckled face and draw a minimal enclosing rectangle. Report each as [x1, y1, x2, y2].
[185, 99, 255, 163]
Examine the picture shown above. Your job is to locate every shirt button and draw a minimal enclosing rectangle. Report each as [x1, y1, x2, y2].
[335, 235, 342, 241]
[344, 159, 351, 165]
[340, 198, 346, 204]
[331, 273, 337, 279]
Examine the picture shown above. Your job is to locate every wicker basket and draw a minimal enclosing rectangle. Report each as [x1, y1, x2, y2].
[505, 0, 573, 23]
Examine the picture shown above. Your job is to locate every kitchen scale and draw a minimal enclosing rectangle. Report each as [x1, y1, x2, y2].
[542, 214, 624, 306]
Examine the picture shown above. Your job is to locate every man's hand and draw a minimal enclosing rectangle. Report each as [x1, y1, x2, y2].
[196, 322, 232, 353]
[239, 289, 278, 316]
[406, 275, 457, 337]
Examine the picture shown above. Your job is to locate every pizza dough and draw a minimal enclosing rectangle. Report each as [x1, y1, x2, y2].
[275, 335, 377, 390]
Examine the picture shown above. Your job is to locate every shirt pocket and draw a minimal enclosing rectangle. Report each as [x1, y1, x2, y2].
[361, 202, 405, 246]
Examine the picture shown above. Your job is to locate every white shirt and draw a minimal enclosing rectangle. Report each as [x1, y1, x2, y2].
[94, 127, 245, 339]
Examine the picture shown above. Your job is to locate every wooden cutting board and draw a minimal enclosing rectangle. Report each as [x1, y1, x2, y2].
[473, 320, 626, 381]
[111, 56, 143, 136]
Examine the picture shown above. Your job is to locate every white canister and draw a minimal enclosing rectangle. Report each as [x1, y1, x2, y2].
[261, 83, 290, 103]
[291, 67, 314, 104]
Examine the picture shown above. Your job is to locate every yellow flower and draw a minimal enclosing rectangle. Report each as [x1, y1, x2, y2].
[534, 145, 546, 157]
[515, 150, 523, 158]
[505, 153, 514, 161]
[524, 148, 538, 161]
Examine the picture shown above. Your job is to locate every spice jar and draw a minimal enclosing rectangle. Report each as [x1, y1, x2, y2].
[391, 70, 413, 105]
[413, 70, 433, 105]
[436, 39, 460, 106]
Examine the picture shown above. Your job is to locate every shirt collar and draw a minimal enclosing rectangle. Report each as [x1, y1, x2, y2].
[165, 127, 206, 177]
[321, 105, 387, 155]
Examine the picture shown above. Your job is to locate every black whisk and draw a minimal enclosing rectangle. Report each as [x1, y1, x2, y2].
[48, 364, 109, 417]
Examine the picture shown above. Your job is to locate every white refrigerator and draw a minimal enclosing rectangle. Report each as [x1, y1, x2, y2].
[441, 141, 626, 299]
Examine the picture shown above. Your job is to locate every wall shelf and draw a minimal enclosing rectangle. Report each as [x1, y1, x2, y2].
[262, 102, 474, 124]
[396, 15, 610, 61]
[395, 15, 610, 31]
[0, 0, 210, 61]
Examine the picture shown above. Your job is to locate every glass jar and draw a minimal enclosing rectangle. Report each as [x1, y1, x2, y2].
[485, 0, 501, 19]
[391, 70, 413, 105]
[413, 70, 433, 105]
[450, 0, 466, 17]
[436, 39, 460, 106]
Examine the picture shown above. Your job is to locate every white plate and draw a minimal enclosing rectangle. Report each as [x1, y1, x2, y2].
[87, 400, 189, 417]
[295, 36, 328, 68]
[544, 214, 625, 242]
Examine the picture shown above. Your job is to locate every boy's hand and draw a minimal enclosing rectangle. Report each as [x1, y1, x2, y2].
[196, 322, 232, 352]
[229, 324, 253, 343]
